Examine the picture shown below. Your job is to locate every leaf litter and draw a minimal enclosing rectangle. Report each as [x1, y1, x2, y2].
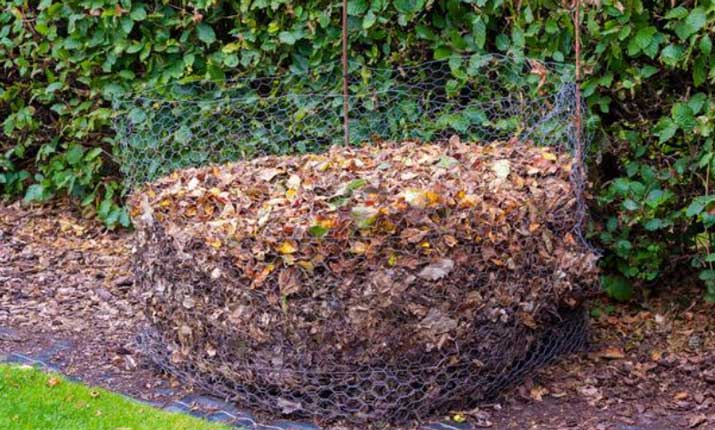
[128, 137, 599, 421]
[0, 182, 713, 429]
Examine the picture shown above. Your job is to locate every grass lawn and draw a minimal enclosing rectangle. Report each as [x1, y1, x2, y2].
[0, 364, 230, 430]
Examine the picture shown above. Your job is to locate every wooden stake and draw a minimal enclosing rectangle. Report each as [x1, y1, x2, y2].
[342, 0, 349, 147]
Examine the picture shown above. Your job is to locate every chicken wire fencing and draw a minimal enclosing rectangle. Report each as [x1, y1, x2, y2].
[115, 54, 584, 179]
[114, 53, 596, 426]
[136, 307, 590, 425]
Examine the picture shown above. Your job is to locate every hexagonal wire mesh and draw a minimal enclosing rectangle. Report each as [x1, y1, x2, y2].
[114, 54, 595, 426]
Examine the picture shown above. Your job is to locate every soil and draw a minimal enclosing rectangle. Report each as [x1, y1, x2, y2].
[1, 200, 714, 430]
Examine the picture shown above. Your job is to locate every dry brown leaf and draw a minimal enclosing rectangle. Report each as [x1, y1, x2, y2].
[418, 258, 454, 281]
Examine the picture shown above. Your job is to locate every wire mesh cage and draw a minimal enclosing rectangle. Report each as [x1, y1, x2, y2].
[114, 54, 583, 186]
[115, 54, 597, 426]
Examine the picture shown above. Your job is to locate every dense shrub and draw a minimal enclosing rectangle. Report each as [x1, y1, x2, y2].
[1, 0, 715, 299]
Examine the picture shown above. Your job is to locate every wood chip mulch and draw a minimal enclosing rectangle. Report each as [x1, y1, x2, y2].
[1, 199, 713, 430]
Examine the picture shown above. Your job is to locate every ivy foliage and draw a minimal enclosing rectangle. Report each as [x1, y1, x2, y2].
[1, 0, 715, 299]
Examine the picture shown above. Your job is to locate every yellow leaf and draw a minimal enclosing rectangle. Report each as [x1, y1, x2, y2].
[209, 187, 222, 196]
[387, 254, 397, 266]
[350, 241, 368, 254]
[297, 260, 314, 272]
[542, 150, 557, 161]
[206, 238, 222, 249]
[159, 199, 172, 208]
[425, 190, 440, 206]
[316, 216, 336, 229]
[452, 414, 466, 423]
[458, 192, 479, 208]
[278, 241, 297, 254]
[316, 161, 331, 172]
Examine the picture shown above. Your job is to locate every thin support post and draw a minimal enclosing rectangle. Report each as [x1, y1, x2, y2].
[342, 0, 349, 147]
[573, 0, 582, 163]
[572, 0, 587, 237]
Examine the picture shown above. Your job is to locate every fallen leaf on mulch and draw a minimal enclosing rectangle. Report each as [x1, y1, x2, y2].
[529, 385, 548, 401]
[594, 347, 625, 359]
[689, 414, 708, 428]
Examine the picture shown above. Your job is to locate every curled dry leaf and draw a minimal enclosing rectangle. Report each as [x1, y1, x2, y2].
[418, 258, 455, 281]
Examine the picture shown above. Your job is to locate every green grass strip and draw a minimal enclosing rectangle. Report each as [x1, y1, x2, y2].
[0, 364, 230, 430]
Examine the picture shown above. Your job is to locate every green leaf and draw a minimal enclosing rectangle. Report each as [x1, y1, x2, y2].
[645, 189, 665, 208]
[65, 144, 85, 165]
[693, 57, 706, 87]
[120, 16, 133, 34]
[394, 0, 425, 15]
[660, 44, 683, 66]
[616, 239, 632, 254]
[654, 117, 678, 143]
[472, 17, 486, 49]
[130, 5, 147, 21]
[24, 184, 48, 202]
[118, 209, 131, 228]
[308, 225, 329, 238]
[687, 93, 707, 114]
[634, 26, 657, 50]
[699, 269, 715, 281]
[643, 218, 666, 231]
[675, 7, 706, 41]
[97, 199, 112, 218]
[84, 147, 102, 161]
[686, 196, 715, 217]
[434, 46, 452, 60]
[196, 24, 216, 45]
[279, 31, 296, 45]
[362, 10, 377, 29]
[601, 275, 634, 302]
[700, 35, 712, 55]
[45, 82, 63, 94]
[347, 0, 368, 15]
[664, 7, 689, 20]
[623, 199, 640, 211]
[671, 103, 696, 131]
[128, 108, 146, 124]
[495, 33, 510, 51]
[347, 178, 367, 191]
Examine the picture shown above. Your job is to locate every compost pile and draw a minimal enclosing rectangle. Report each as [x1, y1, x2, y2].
[130, 137, 598, 423]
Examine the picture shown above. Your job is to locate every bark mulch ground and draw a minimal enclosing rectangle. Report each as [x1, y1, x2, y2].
[1, 200, 713, 430]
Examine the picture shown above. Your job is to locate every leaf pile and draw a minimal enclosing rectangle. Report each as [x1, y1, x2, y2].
[129, 138, 598, 419]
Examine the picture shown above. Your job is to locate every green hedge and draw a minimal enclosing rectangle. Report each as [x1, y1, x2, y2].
[2, 0, 715, 300]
